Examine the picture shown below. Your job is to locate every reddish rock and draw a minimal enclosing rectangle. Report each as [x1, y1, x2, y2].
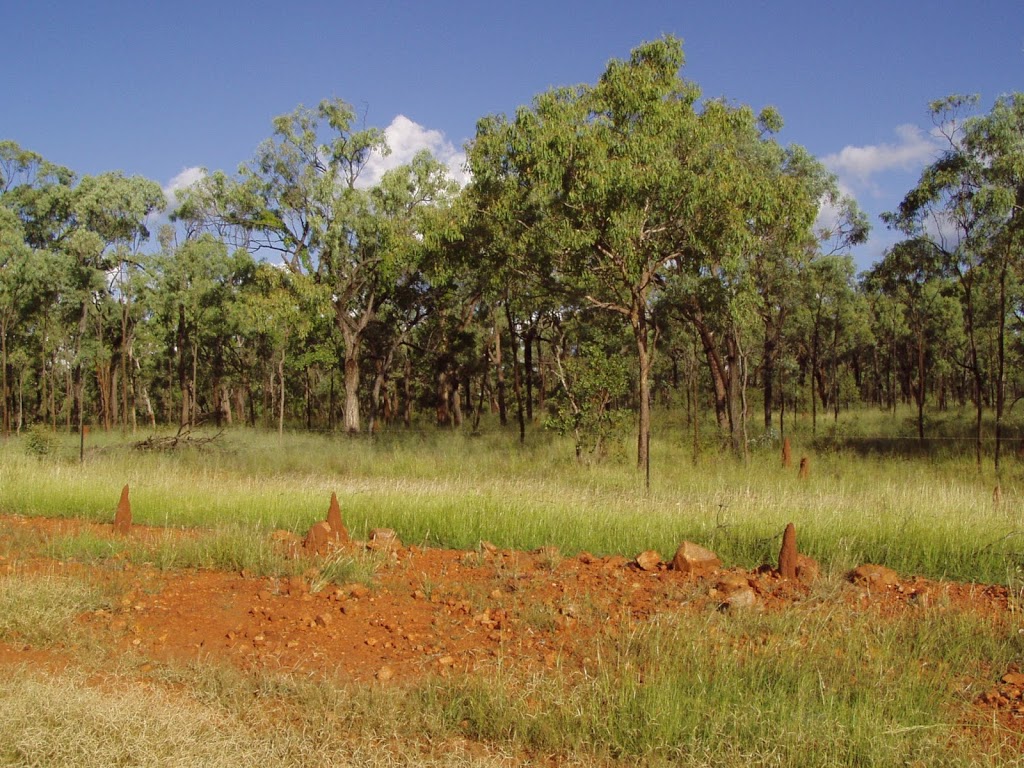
[778, 522, 797, 580]
[1003, 672, 1024, 686]
[325, 492, 349, 543]
[577, 551, 597, 565]
[714, 571, 751, 595]
[303, 522, 333, 555]
[721, 587, 757, 611]
[782, 437, 792, 468]
[367, 528, 401, 551]
[113, 484, 132, 535]
[798, 456, 810, 480]
[634, 550, 662, 572]
[849, 564, 899, 588]
[796, 554, 820, 584]
[671, 542, 721, 577]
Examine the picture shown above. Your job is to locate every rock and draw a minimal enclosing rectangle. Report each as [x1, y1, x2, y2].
[348, 583, 370, 599]
[714, 571, 751, 595]
[721, 588, 757, 611]
[634, 550, 662, 572]
[325, 492, 349, 544]
[303, 522, 332, 555]
[113, 484, 132, 535]
[671, 541, 721, 577]
[798, 456, 810, 480]
[849, 564, 898, 588]
[368, 528, 401, 551]
[1002, 672, 1024, 686]
[782, 437, 792, 468]
[376, 665, 394, 682]
[778, 522, 797, 580]
[577, 551, 597, 565]
[795, 554, 820, 584]
[479, 540, 498, 554]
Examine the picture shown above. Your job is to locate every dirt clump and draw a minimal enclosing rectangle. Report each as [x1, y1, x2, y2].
[113, 484, 132, 535]
[778, 522, 797, 580]
[325, 492, 349, 544]
[367, 528, 401, 552]
[849, 564, 899, 588]
[796, 554, 820, 583]
[303, 522, 333, 555]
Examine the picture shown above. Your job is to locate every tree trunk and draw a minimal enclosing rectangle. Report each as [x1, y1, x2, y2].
[177, 304, 190, 429]
[633, 311, 652, 471]
[494, 318, 507, 427]
[505, 301, 526, 444]
[524, 327, 535, 423]
[277, 352, 286, 435]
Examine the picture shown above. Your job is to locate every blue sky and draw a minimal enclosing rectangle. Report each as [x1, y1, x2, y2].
[3, 0, 1022, 269]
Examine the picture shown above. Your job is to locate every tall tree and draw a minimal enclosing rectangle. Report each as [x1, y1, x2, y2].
[886, 93, 1024, 468]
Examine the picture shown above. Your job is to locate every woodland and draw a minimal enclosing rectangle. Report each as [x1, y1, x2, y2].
[2, 36, 1023, 468]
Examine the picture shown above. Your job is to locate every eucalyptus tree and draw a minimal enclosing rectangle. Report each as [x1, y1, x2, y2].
[0, 208, 41, 433]
[886, 93, 1024, 467]
[1, 142, 164, 431]
[865, 239, 962, 441]
[145, 232, 254, 428]
[471, 37, 756, 467]
[177, 101, 456, 432]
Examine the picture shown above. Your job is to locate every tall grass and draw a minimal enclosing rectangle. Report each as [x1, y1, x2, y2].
[0, 590, 1018, 766]
[2, 407, 1023, 583]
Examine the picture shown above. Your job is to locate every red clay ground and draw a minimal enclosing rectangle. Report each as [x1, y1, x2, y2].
[0, 513, 1021, 737]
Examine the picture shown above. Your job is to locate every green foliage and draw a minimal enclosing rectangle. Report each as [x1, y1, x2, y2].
[22, 425, 59, 458]
[546, 341, 631, 461]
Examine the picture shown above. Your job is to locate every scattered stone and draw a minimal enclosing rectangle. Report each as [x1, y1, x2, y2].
[782, 437, 792, 468]
[721, 588, 757, 611]
[113, 484, 132, 535]
[303, 522, 333, 555]
[325, 492, 349, 544]
[795, 554, 820, 584]
[368, 528, 401, 551]
[634, 550, 662, 572]
[1003, 672, 1024, 686]
[671, 542, 721, 577]
[376, 665, 394, 682]
[286, 576, 308, 596]
[577, 551, 597, 565]
[348, 584, 370, 599]
[798, 456, 810, 480]
[778, 522, 797, 580]
[714, 571, 751, 596]
[849, 564, 899, 588]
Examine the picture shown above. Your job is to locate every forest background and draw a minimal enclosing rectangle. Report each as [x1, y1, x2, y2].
[1, 31, 1023, 478]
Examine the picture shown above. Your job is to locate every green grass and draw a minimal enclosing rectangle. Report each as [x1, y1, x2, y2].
[3, 407, 1024, 584]
[0, 570, 113, 646]
[0, 586, 1018, 766]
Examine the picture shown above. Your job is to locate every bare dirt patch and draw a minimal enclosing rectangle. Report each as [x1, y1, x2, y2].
[1, 513, 1022, 753]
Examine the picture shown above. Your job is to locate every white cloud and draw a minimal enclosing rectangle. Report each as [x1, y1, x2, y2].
[163, 166, 205, 206]
[360, 115, 468, 188]
[823, 124, 940, 190]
